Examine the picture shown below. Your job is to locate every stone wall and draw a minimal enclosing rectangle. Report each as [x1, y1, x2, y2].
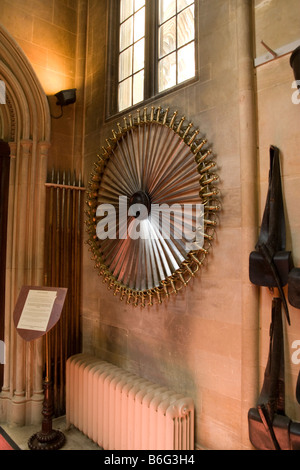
[82, 0, 255, 450]
[0, 0, 85, 172]
[1, 0, 300, 449]
[254, 0, 300, 423]
[0, 0, 86, 425]
[81, 0, 300, 450]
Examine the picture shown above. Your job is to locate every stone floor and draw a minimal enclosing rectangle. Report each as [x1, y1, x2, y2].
[0, 416, 101, 451]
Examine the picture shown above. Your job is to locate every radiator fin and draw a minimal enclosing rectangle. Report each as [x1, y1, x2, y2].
[66, 353, 194, 450]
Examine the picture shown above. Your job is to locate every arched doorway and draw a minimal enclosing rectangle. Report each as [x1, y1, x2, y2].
[0, 24, 51, 426]
[0, 141, 10, 390]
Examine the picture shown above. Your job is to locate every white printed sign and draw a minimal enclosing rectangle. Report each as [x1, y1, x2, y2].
[17, 290, 57, 332]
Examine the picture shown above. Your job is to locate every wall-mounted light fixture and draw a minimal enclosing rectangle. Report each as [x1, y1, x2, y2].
[51, 88, 77, 119]
[55, 88, 77, 107]
[290, 46, 300, 89]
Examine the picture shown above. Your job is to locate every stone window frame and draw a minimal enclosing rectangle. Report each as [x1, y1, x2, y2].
[106, 0, 199, 119]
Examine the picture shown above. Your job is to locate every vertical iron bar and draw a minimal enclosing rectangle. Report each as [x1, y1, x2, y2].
[44, 168, 83, 416]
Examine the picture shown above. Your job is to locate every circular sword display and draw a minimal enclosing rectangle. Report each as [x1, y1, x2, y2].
[86, 106, 220, 306]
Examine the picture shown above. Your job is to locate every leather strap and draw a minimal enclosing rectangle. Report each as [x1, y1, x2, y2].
[256, 146, 286, 253]
[257, 404, 281, 450]
[255, 146, 290, 324]
[258, 297, 285, 417]
[258, 244, 290, 325]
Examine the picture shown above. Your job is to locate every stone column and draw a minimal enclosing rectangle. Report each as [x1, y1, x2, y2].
[237, 0, 259, 449]
[2, 143, 16, 397]
[0, 22, 51, 427]
[30, 141, 51, 425]
[0, 139, 51, 425]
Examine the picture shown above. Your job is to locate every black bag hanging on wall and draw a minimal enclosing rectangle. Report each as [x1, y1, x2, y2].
[248, 297, 300, 450]
[288, 268, 300, 308]
[297, 372, 300, 405]
[249, 146, 293, 324]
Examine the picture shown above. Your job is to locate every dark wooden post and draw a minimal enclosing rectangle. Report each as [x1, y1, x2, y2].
[28, 331, 65, 450]
[13, 286, 67, 451]
[0, 141, 10, 390]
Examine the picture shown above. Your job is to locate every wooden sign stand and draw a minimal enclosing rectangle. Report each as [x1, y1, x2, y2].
[13, 286, 68, 451]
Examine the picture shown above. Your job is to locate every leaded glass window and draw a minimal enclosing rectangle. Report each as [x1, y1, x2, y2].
[119, 0, 146, 111]
[113, 0, 197, 114]
[158, 0, 195, 92]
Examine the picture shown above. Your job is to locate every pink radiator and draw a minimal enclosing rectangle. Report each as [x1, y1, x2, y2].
[66, 353, 194, 450]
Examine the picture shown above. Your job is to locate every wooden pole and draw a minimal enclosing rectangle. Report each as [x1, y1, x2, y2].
[76, 173, 82, 351]
[42, 168, 85, 417]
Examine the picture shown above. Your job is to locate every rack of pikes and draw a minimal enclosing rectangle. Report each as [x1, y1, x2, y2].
[44, 169, 84, 417]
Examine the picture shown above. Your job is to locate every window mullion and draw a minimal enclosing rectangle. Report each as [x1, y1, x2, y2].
[132, 11, 135, 106]
[144, 0, 158, 99]
[108, 0, 197, 118]
[106, 0, 120, 117]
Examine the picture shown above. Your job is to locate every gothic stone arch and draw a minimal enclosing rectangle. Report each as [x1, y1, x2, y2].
[0, 23, 51, 426]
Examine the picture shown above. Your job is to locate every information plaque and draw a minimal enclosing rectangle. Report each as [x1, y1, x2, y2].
[13, 285, 68, 450]
[13, 286, 67, 342]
